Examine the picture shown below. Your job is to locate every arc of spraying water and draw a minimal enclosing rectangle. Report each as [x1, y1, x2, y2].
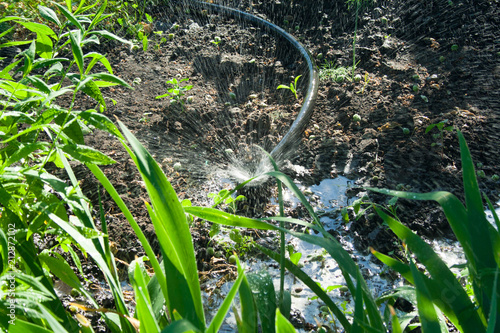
[190, 0, 320, 163]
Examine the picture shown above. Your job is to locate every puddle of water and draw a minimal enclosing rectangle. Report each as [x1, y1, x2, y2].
[203, 174, 473, 330]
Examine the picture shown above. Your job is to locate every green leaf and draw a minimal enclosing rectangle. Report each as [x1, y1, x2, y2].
[373, 206, 482, 331]
[84, 52, 113, 74]
[275, 309, 296, 333]
[130, 260, 160, 333]
[159, 320, 202, 333]
[53, 2, 84, 32]
[184, 207, 276, 230]
[61, 143, 115, 165]
[236, 274, 258, 333]
[61, 117, 85, 144]
[0, 229, 7, 275]
[86, 72, 132, 89]
[77, 110, 122, 138]
[409, 258, 442, 333]
[39, 5, 62, 27]
[89, 0, 107, 29]
[117, 120, 205, 330]
[79, 79, 106, 109]
[15, 21, 58, 40]
[39, 251, 82, 290]
[246, 270, 277, 333]
[89, 30, 134, 46]
[68, 30, 84, 74]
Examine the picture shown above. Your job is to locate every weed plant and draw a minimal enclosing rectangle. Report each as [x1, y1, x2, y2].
[346, 0, 372, 79]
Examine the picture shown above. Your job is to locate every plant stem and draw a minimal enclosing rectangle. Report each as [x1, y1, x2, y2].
[352, 1, 359, 79]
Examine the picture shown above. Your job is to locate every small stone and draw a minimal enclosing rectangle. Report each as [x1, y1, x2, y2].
[173, 162, 182, 171]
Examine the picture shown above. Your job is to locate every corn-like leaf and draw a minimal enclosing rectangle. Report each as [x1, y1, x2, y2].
[0, 229, 7, 275]
[373, 207, 483, 331]
[184, 206, 276, 230]
[237, 274, 258, 333]
[409, 258, 441, 333]
[117, 120, 205, 330]
[87, 72, 132, 89]
[247, 270, 277, 333]
[352, 275, 365, 333]
[275, 309, 296, 333]
[159, 320, 202, 333]
[7, 319, 54, 333]
[131, 261, 160, 333]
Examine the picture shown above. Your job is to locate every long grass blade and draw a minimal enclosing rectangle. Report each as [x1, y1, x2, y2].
[373, 206, 483, 331]
[117, 120, 205, 329]
[409, 258, 441, 333]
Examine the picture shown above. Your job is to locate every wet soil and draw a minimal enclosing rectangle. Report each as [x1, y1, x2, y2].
[42, 0, 499, 328]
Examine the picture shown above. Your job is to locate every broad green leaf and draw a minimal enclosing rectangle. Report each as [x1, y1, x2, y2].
[68, 30, 84, 74]
[236, 274, 258, 333]
[79, 79, 106, 109]
[36, 33, 53, 59]
[61, 143, 115, 165]
[247, 271, 277, 333]
[60, 117, 85, 144]
[275, 309, 296, 333]
[117, 120, 205, 330]
[39, 251, 82, 290]
[15, 21, 58, 40]
[410, 259, 441, 333]
[77, 111, 122, 138]
[38, 5, 62, 27]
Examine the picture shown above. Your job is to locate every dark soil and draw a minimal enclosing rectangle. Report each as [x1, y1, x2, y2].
[45, 0, 499, 328]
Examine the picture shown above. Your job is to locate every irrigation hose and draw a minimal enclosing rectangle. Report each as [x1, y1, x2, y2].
[190, 1, 320, 163]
